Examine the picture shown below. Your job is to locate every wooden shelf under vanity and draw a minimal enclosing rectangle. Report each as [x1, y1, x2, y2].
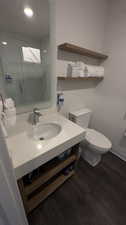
[58, 43, 108, 60]
[17, 149, 79, 214]
[27, 170, 75, 213]
[58, 76, 104, 81]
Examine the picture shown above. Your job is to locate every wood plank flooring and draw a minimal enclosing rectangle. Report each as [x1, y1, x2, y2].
[28, 153, 126, 225]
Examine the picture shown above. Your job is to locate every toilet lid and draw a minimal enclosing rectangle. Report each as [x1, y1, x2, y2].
[85, 129, 112, 151]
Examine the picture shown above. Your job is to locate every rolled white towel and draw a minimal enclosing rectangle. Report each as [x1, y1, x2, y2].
[5, 107, 16, 117]
[4, 107, 16, 127]
[0, 101, 3, 114]
[0, 118, 8, 138]
[4, 98, 16, 127]
[6, 116, 16, 127]
[5, 98, 15, 108]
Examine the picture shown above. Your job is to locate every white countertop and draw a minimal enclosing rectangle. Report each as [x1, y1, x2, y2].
[7, 113, 86, 180]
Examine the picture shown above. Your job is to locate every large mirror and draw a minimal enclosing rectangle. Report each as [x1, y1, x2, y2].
[0, 0, 55, 113]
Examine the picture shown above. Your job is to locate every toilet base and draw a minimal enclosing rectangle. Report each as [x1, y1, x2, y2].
[81, 146, 101, 167]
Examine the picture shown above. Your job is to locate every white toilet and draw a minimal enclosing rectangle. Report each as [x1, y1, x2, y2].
[69, 108, 112, 167]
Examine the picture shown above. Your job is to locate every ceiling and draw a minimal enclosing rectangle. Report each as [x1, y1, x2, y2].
[0, 0, 49, 40]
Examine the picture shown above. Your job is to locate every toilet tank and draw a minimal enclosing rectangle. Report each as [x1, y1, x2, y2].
[69, 108, 92, 129]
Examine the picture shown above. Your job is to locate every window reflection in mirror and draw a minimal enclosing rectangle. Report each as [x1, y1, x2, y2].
[0, 0, 53, 113]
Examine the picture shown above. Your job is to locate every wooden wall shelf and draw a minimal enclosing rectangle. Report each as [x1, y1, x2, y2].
[58, 43, 108, 60]
[58, 76, 104, 81]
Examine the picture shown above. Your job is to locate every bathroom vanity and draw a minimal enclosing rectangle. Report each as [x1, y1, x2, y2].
[7, 113, 85, 213]
[0, 0, 86, 213]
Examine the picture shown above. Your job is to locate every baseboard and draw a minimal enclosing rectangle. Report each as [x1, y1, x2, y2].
[110, 149, 126, 162]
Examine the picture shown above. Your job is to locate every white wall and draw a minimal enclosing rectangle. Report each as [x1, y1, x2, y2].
[56, 0, 107, 51]
[91, 0, 126, 160]
[56, 0, 108, 117]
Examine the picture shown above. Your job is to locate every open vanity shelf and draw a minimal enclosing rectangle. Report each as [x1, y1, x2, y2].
[18, 147, 79, 214]
[58, 76, 104, 81]
[58, 43, 108, 60]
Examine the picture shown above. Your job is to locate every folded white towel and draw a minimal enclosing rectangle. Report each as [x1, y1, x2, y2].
[84, 65, 104, 77]
[56, 60, 86, 78]
[56, 60, 74, 77]
[76, 61, 85, 70]
[4, 98, 16, 127]
[72, 68, 84, 77]
[71, 61, 85, 77]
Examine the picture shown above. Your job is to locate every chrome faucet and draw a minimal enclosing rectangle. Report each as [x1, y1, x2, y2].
[29, 108, 42, 125]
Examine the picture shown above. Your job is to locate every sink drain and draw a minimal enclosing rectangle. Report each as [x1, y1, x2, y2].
[39, 137, 45, 141]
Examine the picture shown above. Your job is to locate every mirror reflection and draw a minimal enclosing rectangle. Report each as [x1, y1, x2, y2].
[0, 0, 51, 112]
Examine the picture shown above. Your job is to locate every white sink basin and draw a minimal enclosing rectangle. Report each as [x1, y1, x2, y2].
[33, 123, 62, 140]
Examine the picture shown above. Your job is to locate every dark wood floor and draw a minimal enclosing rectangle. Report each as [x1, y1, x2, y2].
[28, 153, 126, 225]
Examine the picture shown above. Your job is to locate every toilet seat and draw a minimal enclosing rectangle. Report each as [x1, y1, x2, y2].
[85, 129, 112, 152]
